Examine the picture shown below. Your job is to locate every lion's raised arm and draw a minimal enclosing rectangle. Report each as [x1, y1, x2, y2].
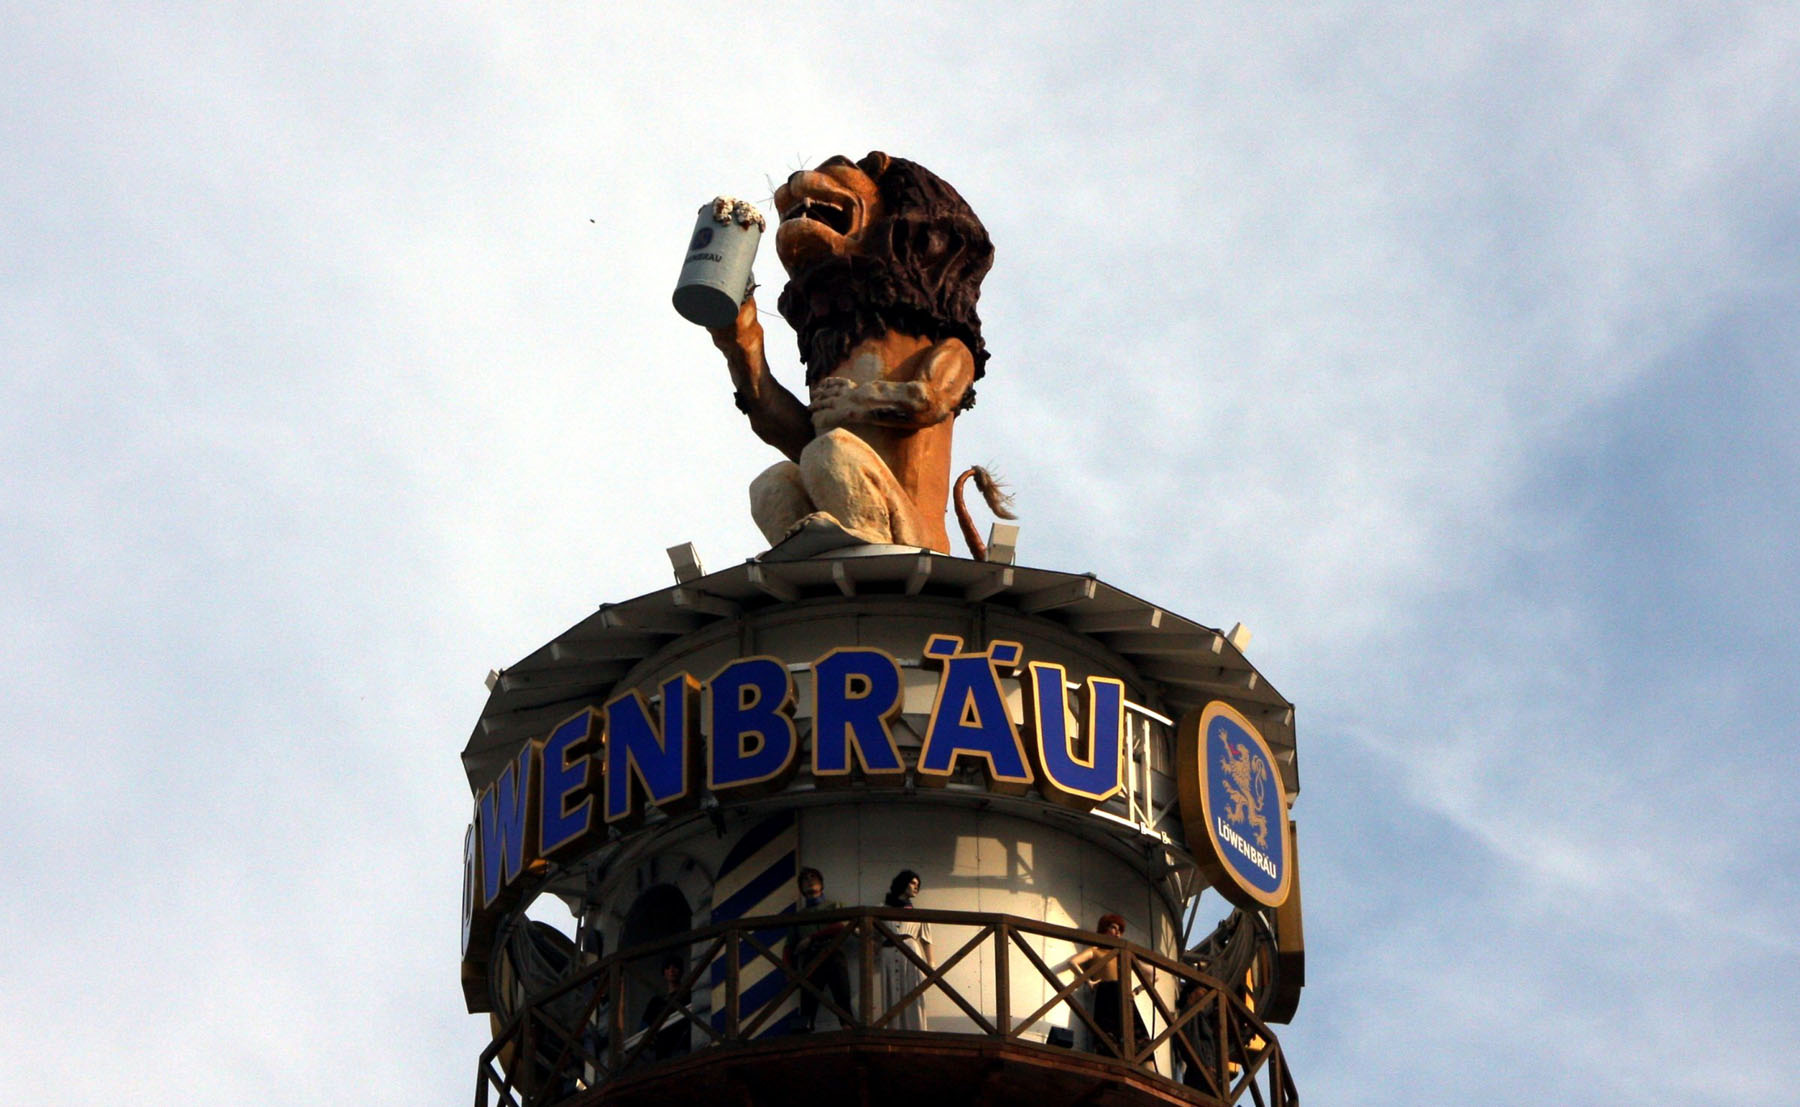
[708, 294, 811, 463]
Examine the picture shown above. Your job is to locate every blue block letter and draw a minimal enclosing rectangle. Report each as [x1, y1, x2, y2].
[812, 647, 905, 781]
[708, 656, 799, 792]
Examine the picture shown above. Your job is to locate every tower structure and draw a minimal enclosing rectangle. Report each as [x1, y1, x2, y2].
[458, 154, 1304, 1107]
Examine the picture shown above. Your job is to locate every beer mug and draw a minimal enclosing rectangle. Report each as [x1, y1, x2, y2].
[672, 197, 764, 328]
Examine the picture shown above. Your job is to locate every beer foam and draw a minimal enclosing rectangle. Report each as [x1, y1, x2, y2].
[709, 196, 767, 232]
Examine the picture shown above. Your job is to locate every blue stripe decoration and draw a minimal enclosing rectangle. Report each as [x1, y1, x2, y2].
[712, 857, 799, 925]
[710, 812, 798, 1038]
[719, 810, 795, 872]
[736, 957, 792, 1016]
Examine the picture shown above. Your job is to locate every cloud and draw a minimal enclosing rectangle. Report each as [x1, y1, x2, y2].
[5, 5, 1798, 1105]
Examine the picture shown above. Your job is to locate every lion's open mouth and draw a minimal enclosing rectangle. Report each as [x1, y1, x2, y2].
[781, 197, 854, 236]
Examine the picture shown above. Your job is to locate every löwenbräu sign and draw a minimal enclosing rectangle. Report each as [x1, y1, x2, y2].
[462, 634, 1130, 938]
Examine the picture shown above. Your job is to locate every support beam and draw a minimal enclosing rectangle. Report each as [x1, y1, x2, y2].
[1065, 606, 1162, 634]
[672, 587, 740, 618]
[963, 565, 1014, 603]
[904, 555, 933, 596]
[548, 632, 676, 662]
[1016, 576, 1098, 613]
[745, 564, 800, 603]
[1092, 631, 1220, 656]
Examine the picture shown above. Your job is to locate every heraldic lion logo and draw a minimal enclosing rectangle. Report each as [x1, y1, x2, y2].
[1219, 736, 1271, 849]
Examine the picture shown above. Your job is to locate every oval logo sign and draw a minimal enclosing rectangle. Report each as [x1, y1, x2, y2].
[690, 226, 715, 250]
[1177, 701, 1291, 908]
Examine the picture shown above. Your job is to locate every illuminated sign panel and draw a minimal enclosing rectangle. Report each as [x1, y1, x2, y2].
[810, 647, 907, 781]
[604, 673, 701, 824]
[916, 635, 1034, 794]
[706, 656, 800, 792]
[1177, 700, 1293, 908]
[1019, 659, 1125, 810]
[477, 744, 537, 910]
[539, 709, 602, 860]
[459, 635, 1147, 941]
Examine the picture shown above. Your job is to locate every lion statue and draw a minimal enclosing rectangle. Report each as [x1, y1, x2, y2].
[708, 151, 1010, 555]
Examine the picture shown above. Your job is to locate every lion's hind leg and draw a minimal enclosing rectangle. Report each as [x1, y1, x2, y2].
[750, 461, 815, 546]
[798, 429, 930, 549]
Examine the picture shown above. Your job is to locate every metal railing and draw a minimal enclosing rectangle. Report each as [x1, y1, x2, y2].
[476, 907, 1297, 1107]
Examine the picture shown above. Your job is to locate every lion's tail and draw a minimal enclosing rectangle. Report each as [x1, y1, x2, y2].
[953, 466, 1018, 561]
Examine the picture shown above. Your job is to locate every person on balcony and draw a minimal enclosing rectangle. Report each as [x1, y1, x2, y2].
[879, 870, 933, 1030]
[639, 955, 693, 1060]
[1177, 974, 1222, 1092]
[1067, 914, 1149, 1059]
[787, 866, 852, 1031]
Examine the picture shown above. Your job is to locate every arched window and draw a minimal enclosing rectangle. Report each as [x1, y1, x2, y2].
[620, 883, 696, 1056]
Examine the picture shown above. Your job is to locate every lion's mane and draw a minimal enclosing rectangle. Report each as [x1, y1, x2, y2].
[776, 152, 994, 406]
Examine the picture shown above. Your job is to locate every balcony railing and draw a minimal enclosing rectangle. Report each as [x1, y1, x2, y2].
[477, 907, 1297, 1107]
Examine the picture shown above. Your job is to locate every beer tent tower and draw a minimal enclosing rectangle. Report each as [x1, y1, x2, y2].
[459, 156, 1305, 1107]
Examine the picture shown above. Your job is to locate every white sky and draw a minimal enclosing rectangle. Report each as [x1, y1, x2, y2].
[5, 4, 1796, 1104]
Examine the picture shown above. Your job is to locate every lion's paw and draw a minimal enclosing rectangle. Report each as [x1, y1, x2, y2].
[785, 511, 844, 539]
